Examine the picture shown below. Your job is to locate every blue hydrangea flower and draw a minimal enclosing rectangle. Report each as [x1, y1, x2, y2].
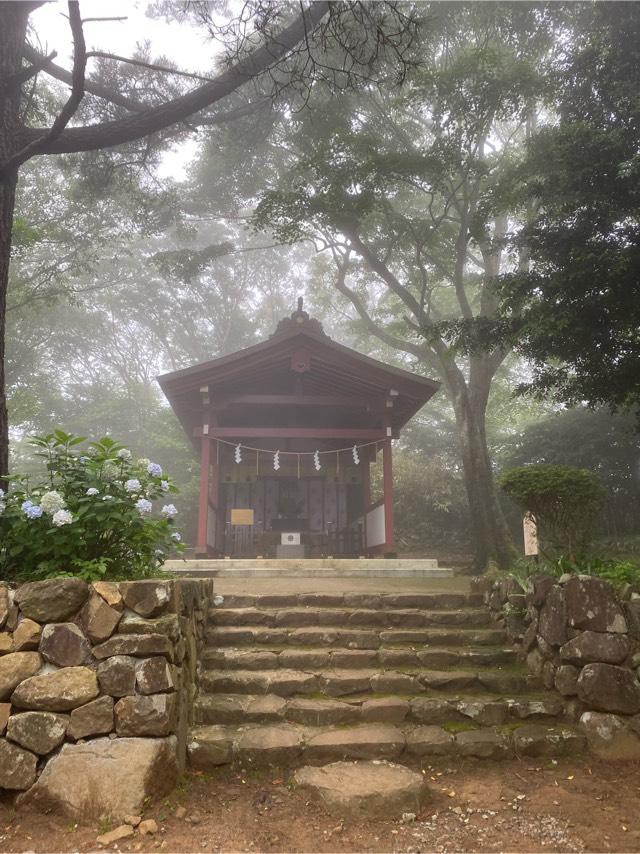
[147, 462, 162, 477]
[161, 480, 170, 492]
[161, 504, 178, 518]
[125, 478, 141, 493]
[136, 498, 153, 515]
[23, 502, 43, 519]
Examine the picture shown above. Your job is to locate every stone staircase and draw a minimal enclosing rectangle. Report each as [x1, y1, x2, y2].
[188, 590, 586, 769]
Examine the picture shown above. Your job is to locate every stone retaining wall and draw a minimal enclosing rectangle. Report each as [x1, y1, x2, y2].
[481, 573, 640, 759]
[0, 576, 212, 819]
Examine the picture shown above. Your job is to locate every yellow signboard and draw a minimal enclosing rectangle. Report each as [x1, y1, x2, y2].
[231, 508, 254, 526]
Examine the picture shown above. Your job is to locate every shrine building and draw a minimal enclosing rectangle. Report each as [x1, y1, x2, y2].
[158, 301, 439, 559]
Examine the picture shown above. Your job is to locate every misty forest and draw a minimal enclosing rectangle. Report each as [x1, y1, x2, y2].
[1, 0, 639, 580]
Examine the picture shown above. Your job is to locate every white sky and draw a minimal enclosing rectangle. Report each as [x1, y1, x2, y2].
[30, 1, 218, 179]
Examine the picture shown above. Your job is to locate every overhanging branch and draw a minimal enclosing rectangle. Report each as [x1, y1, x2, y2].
[15, 1, 330, 156]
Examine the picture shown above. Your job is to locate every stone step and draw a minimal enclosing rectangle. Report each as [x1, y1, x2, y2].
[187, 721, 586, 769]
[213, 592, 482, 610]
[198, 666, 538, 698]
[209, 607, 493, 629]
[166, 558, 454, 579]
[194, 692, 565, 727]
[205, 625, 508, 649]
[200, 645, 518, 671]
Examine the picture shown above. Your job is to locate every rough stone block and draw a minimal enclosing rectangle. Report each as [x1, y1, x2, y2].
[410, 698, 462, 725]
[136, 656, 174, 694]
[39, 623, 91, 667]
[513, 724, 585, 757]
[92, 581, 123, 611]
[68, 696, 114, 740]
[15, 578, 88, 623]
[538, 585, 567, 646]
[361, 698, 410, 724]
[285, 698, 359, 726]
[0, 737, 38, 789]
[12, 618, 42, 651]
[188, 726, 233, 769]
[11, 666, 99, 712]
[120, 580, 172, 618]
[564, 576, 627, 633]
[456, 700, 509, 726]
[78, 593, 121, 644]
[455, 729, 509, 758]
[92, 633, 172, 660]
[114, 693, 176, 736]
[577, 662, 640, 714]
[97, 655, 137, 697]
[0, 632, 13, 653]
[555, 664, 580, 696]
[560, 630, 630, 665]
[6, 710, 68, 754]
[294, 760, 428, 818]
[118, 613, 180, 639]
[580, 711, 640, 760]
[304, 724, 405, 763]
[235, 724, 304, 765]
[0, 652, 42, 701]
[0, 584, 9, 630]
[0, 702, 10, 734]
[18, 735, 178, 820]
[405, 725, 455, 756]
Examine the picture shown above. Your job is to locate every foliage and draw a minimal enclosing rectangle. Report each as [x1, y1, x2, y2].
[371, 450, 470, 552]
[0, 430, 184, 582]
[503, 553, 640, 596]
[445, 3, 640, 417]
[500, 464, 607, 557]
[498, 407, 640, 539]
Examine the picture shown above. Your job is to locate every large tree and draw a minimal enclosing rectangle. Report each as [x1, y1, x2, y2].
[253, 4, 557, 569]
[447, 3, 640, 417]
[0, 0, 418, 481]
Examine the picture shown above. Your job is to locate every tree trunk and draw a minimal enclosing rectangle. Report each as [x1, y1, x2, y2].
[446, 366, 515, 573]
[0, 3, 33, 483]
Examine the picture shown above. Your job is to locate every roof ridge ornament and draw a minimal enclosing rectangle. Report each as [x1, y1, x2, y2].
[271, 295, 327, 338]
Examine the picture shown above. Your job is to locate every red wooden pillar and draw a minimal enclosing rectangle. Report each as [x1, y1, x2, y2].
[382, 438, 395, 554]
[196, 436, 210, 556]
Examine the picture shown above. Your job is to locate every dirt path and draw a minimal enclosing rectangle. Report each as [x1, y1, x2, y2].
[2, 756, 640, 853]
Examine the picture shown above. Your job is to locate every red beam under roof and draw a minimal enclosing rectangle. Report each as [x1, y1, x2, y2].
[197, 426, 391, 440]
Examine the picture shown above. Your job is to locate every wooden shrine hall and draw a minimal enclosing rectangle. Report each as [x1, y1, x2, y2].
[158, 301, 439, 559]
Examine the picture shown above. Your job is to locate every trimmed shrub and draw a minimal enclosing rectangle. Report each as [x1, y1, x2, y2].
[500, 464, 606, 557]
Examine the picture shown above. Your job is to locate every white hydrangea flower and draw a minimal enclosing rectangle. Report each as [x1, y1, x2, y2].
[161, 503, 178, 518]
[86, 487, 99, 496]
[136, 498, 153, 515]
[40, 490, 66, 515]
[137, 457, 150, 468]
[102, 462, 119, 480]
[117, 448, 132, 460]
[0, 501, 5, 515]
[52, 509, 73, 526]
[0, 488, 5, 498]
[102, 495, 114, 501]
[171, 532, 181, 542]
[125, 478, 141, 492]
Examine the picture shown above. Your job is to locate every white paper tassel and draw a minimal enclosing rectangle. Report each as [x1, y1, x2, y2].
[352, 445, 360, 465]
[234, 443, 242, 464]
[313, 450, 321, 471]
[273, 450, 280, 471]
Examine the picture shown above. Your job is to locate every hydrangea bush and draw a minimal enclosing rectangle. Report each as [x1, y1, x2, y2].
[0, 430, 185, 582]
